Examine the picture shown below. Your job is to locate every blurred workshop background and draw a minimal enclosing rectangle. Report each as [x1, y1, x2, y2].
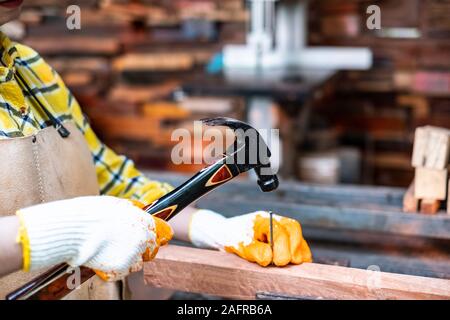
[3, 0, 449, 188]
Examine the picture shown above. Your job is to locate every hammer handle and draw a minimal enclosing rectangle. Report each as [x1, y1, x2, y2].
[144, 159, 240, 219]
[6, 159, 240, 300]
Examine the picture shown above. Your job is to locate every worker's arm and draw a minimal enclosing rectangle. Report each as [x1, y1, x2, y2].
[0, 196, 172, 280]
[0, 216, 22, 277]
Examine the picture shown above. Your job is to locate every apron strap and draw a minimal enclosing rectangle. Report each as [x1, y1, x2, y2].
[14, 70, 70, 138]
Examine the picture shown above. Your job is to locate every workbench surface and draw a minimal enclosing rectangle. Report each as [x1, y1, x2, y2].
[144, 245, 450, 300]
[145, 171, 450, 280]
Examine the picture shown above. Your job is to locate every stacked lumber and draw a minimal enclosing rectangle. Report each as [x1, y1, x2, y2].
[148, 171, 450, 281]
[144, 245, 450, 300]
[308, 0, 450, 187]
[100, 0, 247, 25]
[403, 126, 450, 214]
[87, 96, 243, 173]
[3, 0, 247, 173]
[90, 98, 242, 141]
[4, 0, 448, 181]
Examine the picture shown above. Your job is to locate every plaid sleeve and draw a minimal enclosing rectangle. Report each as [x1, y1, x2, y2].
[55, 72, 174, 204]
[9, 39, 173, 204]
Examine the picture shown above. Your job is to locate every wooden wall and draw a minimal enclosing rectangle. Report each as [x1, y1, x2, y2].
[308, 0, 450, 186]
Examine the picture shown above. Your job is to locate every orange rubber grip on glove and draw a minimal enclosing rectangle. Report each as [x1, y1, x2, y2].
[225, 215, 312, 267]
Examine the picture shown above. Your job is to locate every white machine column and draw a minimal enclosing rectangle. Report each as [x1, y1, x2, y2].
[248, 0, 277, 51]
[247, 97, 282, 180]
[276, 0, 308, 53]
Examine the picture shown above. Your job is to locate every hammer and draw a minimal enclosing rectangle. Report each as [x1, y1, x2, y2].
[7, 117, 279, 300]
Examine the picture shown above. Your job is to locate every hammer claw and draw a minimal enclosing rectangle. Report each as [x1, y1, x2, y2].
[202, 117, 279, 193]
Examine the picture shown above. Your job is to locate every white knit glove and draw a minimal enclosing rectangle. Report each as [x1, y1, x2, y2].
[16, 196, 170, 281]
[189, 209, 312, 267]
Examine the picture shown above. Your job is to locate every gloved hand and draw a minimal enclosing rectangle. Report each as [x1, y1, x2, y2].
[16, 196, 173, 281]
[189, 210, 312, 267]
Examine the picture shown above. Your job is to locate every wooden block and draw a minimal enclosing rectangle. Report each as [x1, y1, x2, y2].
[415, 167, 447, 200]
[142, 102, 190, 119]
[420, 199, 441, 215]
[403, 179, 418, 213]
[411, 127, 428, 167]
[412, 126, 450, 169]
[108, 82, 179, 106]
[144, 245, 450, 300]
[23, 36, 119, 56]
[426, 128, 450, 169]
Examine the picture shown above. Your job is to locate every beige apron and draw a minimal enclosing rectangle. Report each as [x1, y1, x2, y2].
[0, 122, 120, 300]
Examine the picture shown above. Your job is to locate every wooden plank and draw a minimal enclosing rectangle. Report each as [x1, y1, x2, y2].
[412, 127, 429, 167]
[46, 57, 110, 74]
[425, 128, 450, 169]
[23, 36, 119, 56]
[108, 81, 179, 106]
[113, 53, 194, 73]
[89, 113, 179, 147]
[144, 245, 450, 300]
[412, 126, 450, 170]
[415, 167, 447, 200]
[142, 102, 190, 119]
[90, 114, 161, 141]
[89, 106, 198, 148]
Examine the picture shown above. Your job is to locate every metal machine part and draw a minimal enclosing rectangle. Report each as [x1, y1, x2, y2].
[224, 0, 372, 71]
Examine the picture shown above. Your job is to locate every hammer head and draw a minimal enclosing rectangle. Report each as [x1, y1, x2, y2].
[202, 117, 279, 192]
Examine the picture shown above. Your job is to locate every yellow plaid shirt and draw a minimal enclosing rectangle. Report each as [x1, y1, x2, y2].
[0, 32, 172, 204]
